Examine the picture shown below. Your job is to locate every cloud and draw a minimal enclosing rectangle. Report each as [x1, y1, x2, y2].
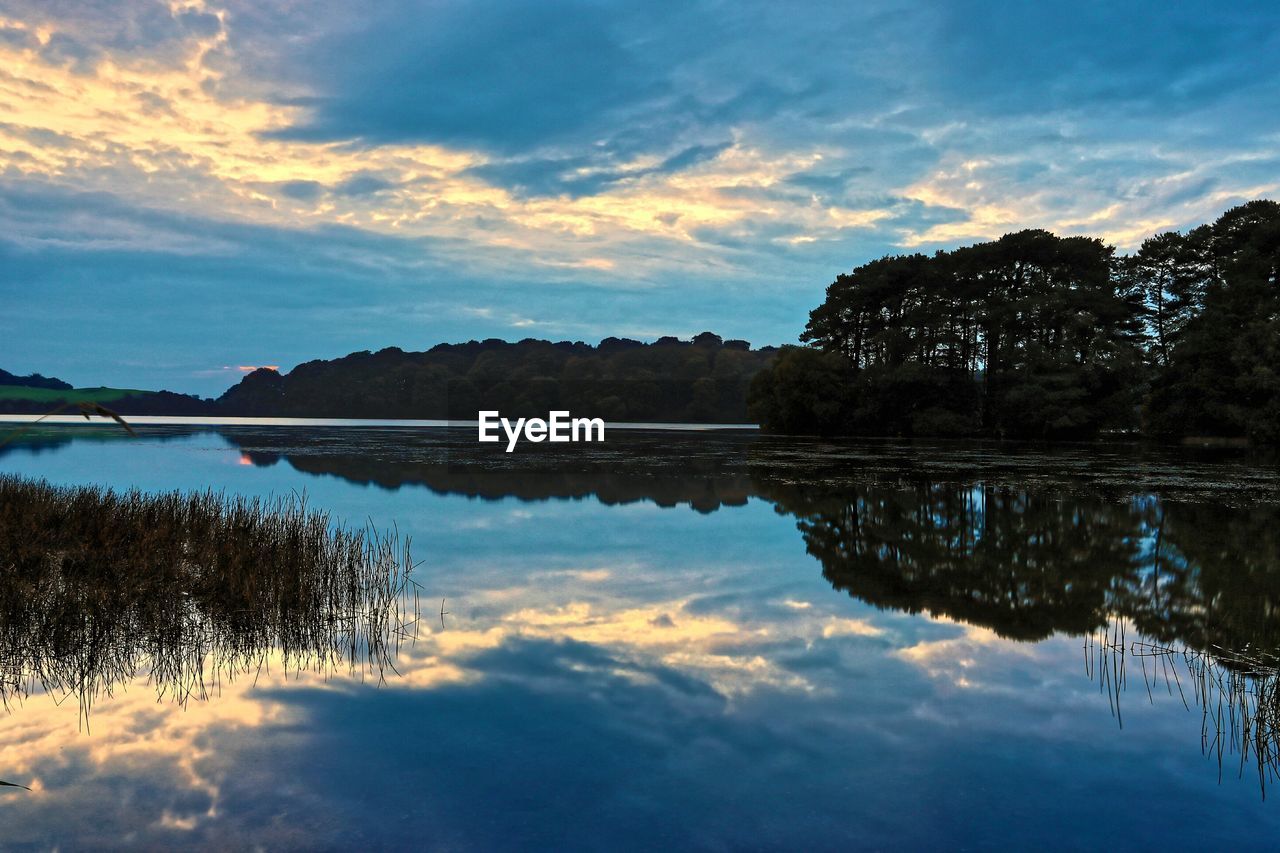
[0, 0, 1277, 391]
[257, 1, 666, 153]
[1, 0, 222, 67]
[228, 0, 900, 188]
[924, 0, 1280, 117]
[465, 141, 735, 200]
[37, 32, 98, 72]
[274, 180, 323, 202]
[0, 180, 825, 393]
[332, 171, 398, 197]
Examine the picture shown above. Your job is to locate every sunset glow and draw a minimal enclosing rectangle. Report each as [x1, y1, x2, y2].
[1, 1, 1277, 396]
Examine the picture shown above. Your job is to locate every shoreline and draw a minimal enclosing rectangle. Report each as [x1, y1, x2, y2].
[0, 414, 760, 431]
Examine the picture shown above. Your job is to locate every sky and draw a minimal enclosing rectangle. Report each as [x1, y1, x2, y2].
[0, 0, 1277, 396]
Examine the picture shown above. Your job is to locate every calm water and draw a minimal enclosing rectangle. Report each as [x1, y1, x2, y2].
[2, 424, 1279, 849]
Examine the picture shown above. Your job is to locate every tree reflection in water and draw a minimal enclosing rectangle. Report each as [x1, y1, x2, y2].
[767, 475, 1280, 793]
[765, 480, 1280, 651]
[4, 425, 1279, 793]
[222, 427, 1280, 793]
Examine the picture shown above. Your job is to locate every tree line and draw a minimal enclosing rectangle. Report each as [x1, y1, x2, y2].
[219, 333, 774, 423]
[749, 200, 1280, 441]
[0, 369, 72, 391]
[1, 335, 775, 422]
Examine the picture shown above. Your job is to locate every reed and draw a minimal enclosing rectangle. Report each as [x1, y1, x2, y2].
[1086, 620, 1280, 798]
[0, 475, 421, 729]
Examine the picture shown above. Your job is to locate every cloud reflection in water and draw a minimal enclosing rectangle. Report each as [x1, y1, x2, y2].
[1, 426, 1278, 847]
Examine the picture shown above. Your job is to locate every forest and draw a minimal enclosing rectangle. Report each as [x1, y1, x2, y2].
[749, 200, 1280, 441]
[6, 202, 1276, 440]
[218, 333, 774, 423]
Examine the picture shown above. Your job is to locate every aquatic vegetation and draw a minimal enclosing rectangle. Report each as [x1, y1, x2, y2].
[0, 475, 420, 727]
[1087, 620, 1280, 797]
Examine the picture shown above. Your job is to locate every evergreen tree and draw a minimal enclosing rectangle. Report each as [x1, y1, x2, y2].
[756, 200, 1280, 442]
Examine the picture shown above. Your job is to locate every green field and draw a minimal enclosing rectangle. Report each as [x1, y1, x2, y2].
[0, 384, 152, 403]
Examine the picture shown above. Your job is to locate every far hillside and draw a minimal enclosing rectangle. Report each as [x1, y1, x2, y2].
[0, 375, 215, 416]
[0, 385, 148, 404]
[219, 334, 777, 423]
[0, 368, 73, 391]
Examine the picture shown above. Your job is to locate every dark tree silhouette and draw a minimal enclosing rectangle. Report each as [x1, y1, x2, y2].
[1145, 200, 1280, 442]
[217, 334, 776, 423]
[753, 201, 1280, 442]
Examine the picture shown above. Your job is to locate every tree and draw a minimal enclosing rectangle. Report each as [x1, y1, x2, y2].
[747, 347, 853, 435]
[1145, 201, 1280, 441]
[778, 229, 1144, 438]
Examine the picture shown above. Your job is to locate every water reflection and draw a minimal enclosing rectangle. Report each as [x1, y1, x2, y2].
[231, 427, 759, 512]
[771, 474, 1280, 797]
[2, 424, 1279, 845]
[1087, 622, 1280, 796]
[214, 426, 1280, 651]
[768, 481, 1280, 653]
[0, 476, 419, 726]
[12, 429, 1278, 720]
[220, 426, 1280, 790]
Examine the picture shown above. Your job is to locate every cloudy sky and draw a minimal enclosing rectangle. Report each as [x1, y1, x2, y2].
[1, 0, 1277, 395]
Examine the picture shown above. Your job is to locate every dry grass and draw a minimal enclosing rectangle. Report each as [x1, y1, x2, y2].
[0, 475, 421, 729]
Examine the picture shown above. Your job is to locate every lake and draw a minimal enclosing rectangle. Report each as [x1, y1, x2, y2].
[1, 422, 1279, 849]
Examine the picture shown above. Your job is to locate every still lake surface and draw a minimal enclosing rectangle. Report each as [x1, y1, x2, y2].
[2, 422, 1279, 849]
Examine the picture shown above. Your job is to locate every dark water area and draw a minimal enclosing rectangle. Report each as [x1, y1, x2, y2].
[1, 424, 1279, 849]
